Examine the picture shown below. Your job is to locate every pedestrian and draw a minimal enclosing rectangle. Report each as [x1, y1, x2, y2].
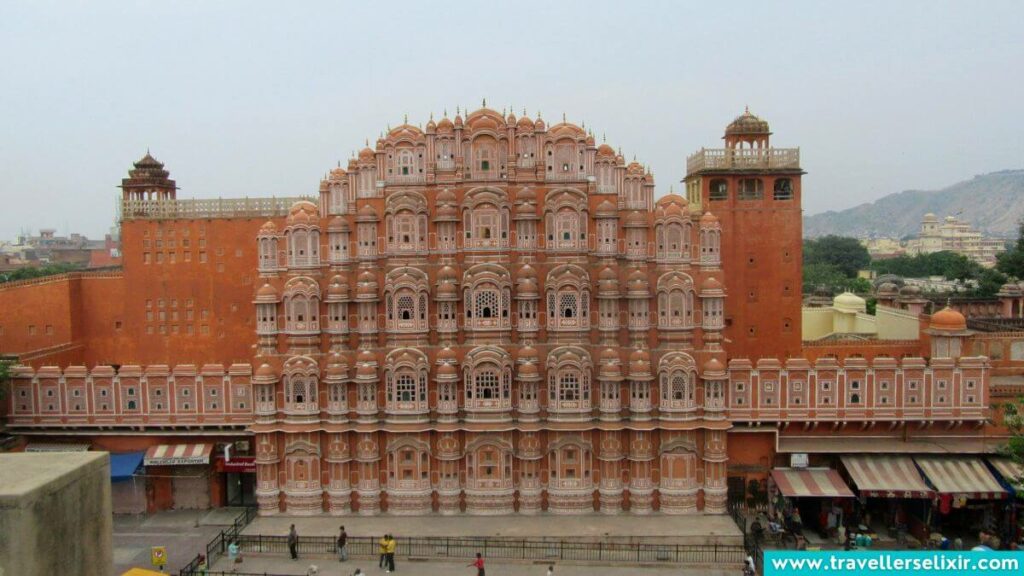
[197, 554, 208, 576]
[228, 539, 241, 563]
[288, 524, 299, 560]
[337, 525, 348, 562]
[546, 565, 554, 576]
[378, 534, 388, 569]
[352, 569, 363, 576]
[385, 533, 397, 572]
[467, 552, 485, 576]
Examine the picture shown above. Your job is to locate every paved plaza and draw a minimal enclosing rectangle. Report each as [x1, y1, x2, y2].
[113, 508, 245, 574]
[245, 513, 743, 544]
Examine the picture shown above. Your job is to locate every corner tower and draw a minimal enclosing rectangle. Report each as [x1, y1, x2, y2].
[683, 109, 804, 359]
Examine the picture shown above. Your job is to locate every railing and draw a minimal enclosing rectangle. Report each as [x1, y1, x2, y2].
[178, 534, 744, 574]
[686, 147, 800, 174]
[179, 506, 258, 575]
[121, 196, 313, 221]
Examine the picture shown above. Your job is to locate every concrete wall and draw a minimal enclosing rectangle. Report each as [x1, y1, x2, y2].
[0, 452, 112, 576]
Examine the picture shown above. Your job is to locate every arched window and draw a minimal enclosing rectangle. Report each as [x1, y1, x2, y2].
[463, 347, 513, 415]
[657, 222, 691, 261]
[463, 264, 512, 331]
[709, 179, 728, 201]
[546, 347, 593, 415]
[546, 264, 591, 331]
[738, 178, 763, 200]
[657, 272, 695, 329]
[658, 352, 697, 414]
[396, 149, 415, 176]
[283, 277, 321, 333]
[773, 178, 793, 200]
[258, 236, 278, 271]
[384, 268, 429, 333]
[283, 357, 319, 414]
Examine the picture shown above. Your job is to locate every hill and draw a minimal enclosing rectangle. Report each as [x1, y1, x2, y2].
[804, 169, 1024, 239]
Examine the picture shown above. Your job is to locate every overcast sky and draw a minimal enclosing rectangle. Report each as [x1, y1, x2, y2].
[1, 0, 1022, 239]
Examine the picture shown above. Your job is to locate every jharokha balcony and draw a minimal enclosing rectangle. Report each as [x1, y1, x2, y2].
[685, 147, 800, 175]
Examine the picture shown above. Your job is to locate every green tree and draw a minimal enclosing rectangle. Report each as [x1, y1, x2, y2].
[997, 222, 1024, 279]
[804, 236, 871, 278]
[1002, 397, 1024, 498]
[0, 357, 12, 402]
[0, 262, 84, 284]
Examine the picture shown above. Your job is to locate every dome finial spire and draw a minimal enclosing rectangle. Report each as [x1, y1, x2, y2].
[482, 97, 486, 108]
[404, 113, 408, 124]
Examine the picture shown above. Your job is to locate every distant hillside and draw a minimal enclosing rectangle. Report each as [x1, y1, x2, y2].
[804, 170, 1024, 239]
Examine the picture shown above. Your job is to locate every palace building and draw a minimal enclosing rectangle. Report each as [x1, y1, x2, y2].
[1, 107, 1016, 524]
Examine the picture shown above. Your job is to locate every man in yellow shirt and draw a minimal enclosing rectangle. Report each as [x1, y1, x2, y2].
[378, 535, 388, 570]
[384, 534, 397, 572]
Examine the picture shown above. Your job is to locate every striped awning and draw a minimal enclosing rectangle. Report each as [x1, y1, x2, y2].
[144, 443, 213, 466]
[988, 457, 1024, 490]
[771, 468, 854, 498]
[915, 457, 1007, 499]
[25, 443, 91, 453]
[841, 455, 934, 498]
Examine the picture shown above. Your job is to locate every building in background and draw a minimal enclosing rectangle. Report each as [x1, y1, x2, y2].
[905, 213, 1006, 267]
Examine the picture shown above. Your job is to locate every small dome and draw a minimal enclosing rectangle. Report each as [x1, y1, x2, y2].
[327, 275, 349, 297]
[438, 265, 457, 281]
[517, 187, 536, 203]
[328, 215, 349, 231]
[437, 363, 458, 377]
[701, 276, 724, 293]
[700, 211, 719, 225]
[899, 284, 922, 296]
[437, 281, 458, 297]
[629, 348, 650, 364]
[518, 345, 539, 361]
[930, 307, 967, 332]
[923, 213, 939, 222]
[516, 264, 537, 280]
[595, 200, 617, 216]
[517, 115, 534, 129]
[437, 347, 457, 363]
[437, 116, 454, 131]
[356, 363, 376, 378]
[626, 161, 644, 175]
[877, 282, 899, 295]
[255, 283, 278, 300]
[358, 147, 375, 161]
[255, 363, 277, 378]
[703, 358, 726, 377]
[534, 116, 545, 130]
[624, 211, 648, 227]
[833, 292, 867, 313]
[519, 362, 539, 377]
[357, 204, 379, 221]
[286, 200, 319, 226]
[517, 278, 538, 294]
[358, 349, 376, 364]
[326, 359, 348, 378]
[599, 267, 618, 281]
[725, 108, 770, 135]
[597, 143, 615, 157]
[600, 348, 620, 362]
[437, 188, 456, 203]
[259, 220, 277, 235]
[329, 166, 346, 179]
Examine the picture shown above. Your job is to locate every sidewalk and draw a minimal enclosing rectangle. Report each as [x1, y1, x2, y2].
[245, 513, 742, 545]
[113, 509, 247, 574]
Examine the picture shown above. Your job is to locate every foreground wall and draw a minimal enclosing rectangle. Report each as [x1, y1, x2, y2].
[0, 452, 112, 576]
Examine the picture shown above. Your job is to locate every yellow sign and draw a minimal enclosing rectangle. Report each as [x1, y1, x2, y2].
[150, 546, 167, 567]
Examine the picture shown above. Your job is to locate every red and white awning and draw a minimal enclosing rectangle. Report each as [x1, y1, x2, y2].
[771, 468, 854, 498]
[988, 457, 1024, 490]
[144, 443, 213, 466]
[841, 455, 934, 498]
[915, 457, 1007, 499]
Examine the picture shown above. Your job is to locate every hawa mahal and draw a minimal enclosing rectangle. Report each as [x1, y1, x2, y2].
[0, 106, 998, 516]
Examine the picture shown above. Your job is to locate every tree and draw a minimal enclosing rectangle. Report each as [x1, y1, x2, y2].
[804, 236, 871, 278]
[0, 357, 11, 402]
[0, 262, 84, 284]
[997, 221, 1024, 280]
[1002, 397, 1024, 499]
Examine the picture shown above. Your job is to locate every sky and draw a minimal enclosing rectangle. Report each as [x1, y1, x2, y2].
[1, 0, 1022, 239]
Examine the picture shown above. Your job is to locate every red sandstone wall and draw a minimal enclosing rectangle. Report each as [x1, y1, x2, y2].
[702, 174, 803, 360]
[0, 275, 76, 356]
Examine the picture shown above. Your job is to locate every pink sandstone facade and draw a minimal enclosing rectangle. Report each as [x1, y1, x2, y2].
[1, 106, 1001, 516]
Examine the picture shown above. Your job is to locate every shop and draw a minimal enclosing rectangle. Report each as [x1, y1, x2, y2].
[988, 457, 1023, 545]
[144, 443, 215, 511]
[841, 455, 935, 542]
[770, 467, 855, 539]
[111, 452, 147, 514]
[218, 455, 257, 507]
[915, 456, 1008, 546]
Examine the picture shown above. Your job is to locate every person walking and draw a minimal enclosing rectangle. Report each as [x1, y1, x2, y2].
[545, 565, 554, 576]
[378, 535, 388, 569]
[385, 534, 397, 572]
[467, 552, 485, 576]
[351, 570, 363, 576]
[288, 524, 299, 560]
[337, 525, 348, 562]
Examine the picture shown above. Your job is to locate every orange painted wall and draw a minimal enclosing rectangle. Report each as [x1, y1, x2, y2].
[700, 174, 803, 360]
[0, 275, 76, 355]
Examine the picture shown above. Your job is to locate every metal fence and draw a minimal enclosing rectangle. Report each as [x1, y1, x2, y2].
[179, 506, 258, 576]
[237, 534, 743, 564]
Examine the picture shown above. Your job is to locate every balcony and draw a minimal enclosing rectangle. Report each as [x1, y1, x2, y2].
[686, 147, 800, 175]
[120, 196, 312, 221]
[385, 174, 426, 185]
